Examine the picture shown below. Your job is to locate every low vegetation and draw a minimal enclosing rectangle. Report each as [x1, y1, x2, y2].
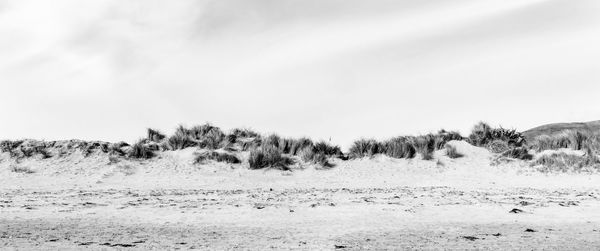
[194, 151, 241, 164]
[10, 164, 35, 174]
[348, 131, 459, 160]
[528, 130, 600, 153]
[468, 122, 526, 148]
[3, 121, 599, 173]
[501, 147, 533, 160]
[248, 146, 294, 170]
[445, 144, 463, 159]
[147, 128, 166, 142]
[533, 149, 600, 172]
[128, 140, 154, 159]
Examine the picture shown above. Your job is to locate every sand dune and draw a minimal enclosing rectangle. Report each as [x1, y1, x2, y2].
[2, 141, 600, 249]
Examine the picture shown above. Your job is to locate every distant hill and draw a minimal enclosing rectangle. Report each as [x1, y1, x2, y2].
[523, 120, 600, 140]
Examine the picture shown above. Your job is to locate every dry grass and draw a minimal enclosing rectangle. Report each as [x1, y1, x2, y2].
[383, 137, 416, 159]
[412, 135, 436, 160]
[166, 133, 195, 150]
[248, 147, 293, 170]
[147, 128, 166, 142]
[194, 151, 241, 164]
[445, 144, 463, 158]
[533, 149, 600, 172]
[299, 148, 329, 167]
[486, 140, 510, 154]
[528, 130, 600, 154]
[469, 122, 525, 148]
[231, 128, 260, 138]
[501, 147, 533, 160]
[10, 164, 35, 174]
[348, 139, 385, 158]
[128, 140, 154, 159]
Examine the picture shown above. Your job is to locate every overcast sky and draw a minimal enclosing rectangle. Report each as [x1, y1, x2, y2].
[1, 0, 599, 148]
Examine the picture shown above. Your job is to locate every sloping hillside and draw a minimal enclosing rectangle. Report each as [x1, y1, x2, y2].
[523, 120, 600, 140]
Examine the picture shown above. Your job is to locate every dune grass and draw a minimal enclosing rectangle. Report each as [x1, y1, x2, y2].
[147, 128, 166, 142]
[194, 151, 241, 164]
[533, 148, 600, 172]
[528, 130, 600, 154]
[445, 144, 463, 159]
[248, 146, 294, 170]
[501, 147, 533, 160]
[128, 140, 154, 159]
[469, 122, 526, 148]
[384, 137, 416, 159]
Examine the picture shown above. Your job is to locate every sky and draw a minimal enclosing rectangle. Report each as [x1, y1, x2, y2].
[1, 0, 600, 148]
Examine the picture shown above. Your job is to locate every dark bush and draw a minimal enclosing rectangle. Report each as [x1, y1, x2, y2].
[194, 151, 241, 164]
[300, 147, 331, 167]
[348, 139, 385, 158]
[128, 140, 154, 159]
[383, 137, 416, 159]
[313, 141, 342, 156]
[231, 128, 260, 138]
[412, 135, 436, 160]
[167, 133, 195, 150]
[469, 122, 525, 147]
[501, 147, 533, 160]
[445, 144, 463, 158]
[147, 128, 166, 142]
[289, 138, 314, 155]
[248, 147, 293, 170]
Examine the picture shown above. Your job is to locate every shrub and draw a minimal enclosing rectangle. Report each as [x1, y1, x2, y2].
[147, 128, 166, 142]
[0, 140, 24, 153]
[529, 134, 571, 151]
[469, 121, 493, 146]
[527, 131, 600, 153]
[569, 130, 588, 151]
[263, 134, 281, 149]
[299, 147, 330, 167]
[10, 164, 35, 174]
[240, 138, 262, 151]
[445, 144, 463, 158]
[223, 134, 237, 145]
[486, 140, 510, 153]
[435, 130, 463, 149]
[383, 137, 416, 159]
[189, 123, 219, 140]
[231, 128, 260, 138]
[277, 137, 295, 154]
[501, 147, 533, 160]
[167, 133, 195, 150]
[194, 151, 241, 164]
[289, 138, 314, 156]
[468, 122, 525, 147]
[248, 147, 293, 170]
[313, 141, 342, 156]
[128, 140, 154, 159]
[349, 139, 385, 158]
[108, 143, 127, 156]
[198, 128, 226, 149]
[412, 135, 436, 160]
[533, 149, 600, 172]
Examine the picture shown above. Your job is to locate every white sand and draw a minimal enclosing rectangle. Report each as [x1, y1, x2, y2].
[1, 141, 600, 249]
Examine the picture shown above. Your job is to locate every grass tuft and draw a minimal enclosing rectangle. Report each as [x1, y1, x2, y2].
[194, 151, 241, 164]
[128, 140, 155, 159]
[248, 146, 293, 170]
[501, 147, 533, 160]
[147, 128, 166, 142]
[348, 139, 385, 158]
[383, 137, 416, 159]
[445, 144, 463, 158]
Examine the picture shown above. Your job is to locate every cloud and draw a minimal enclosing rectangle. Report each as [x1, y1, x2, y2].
[0, 0, 599, 147]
